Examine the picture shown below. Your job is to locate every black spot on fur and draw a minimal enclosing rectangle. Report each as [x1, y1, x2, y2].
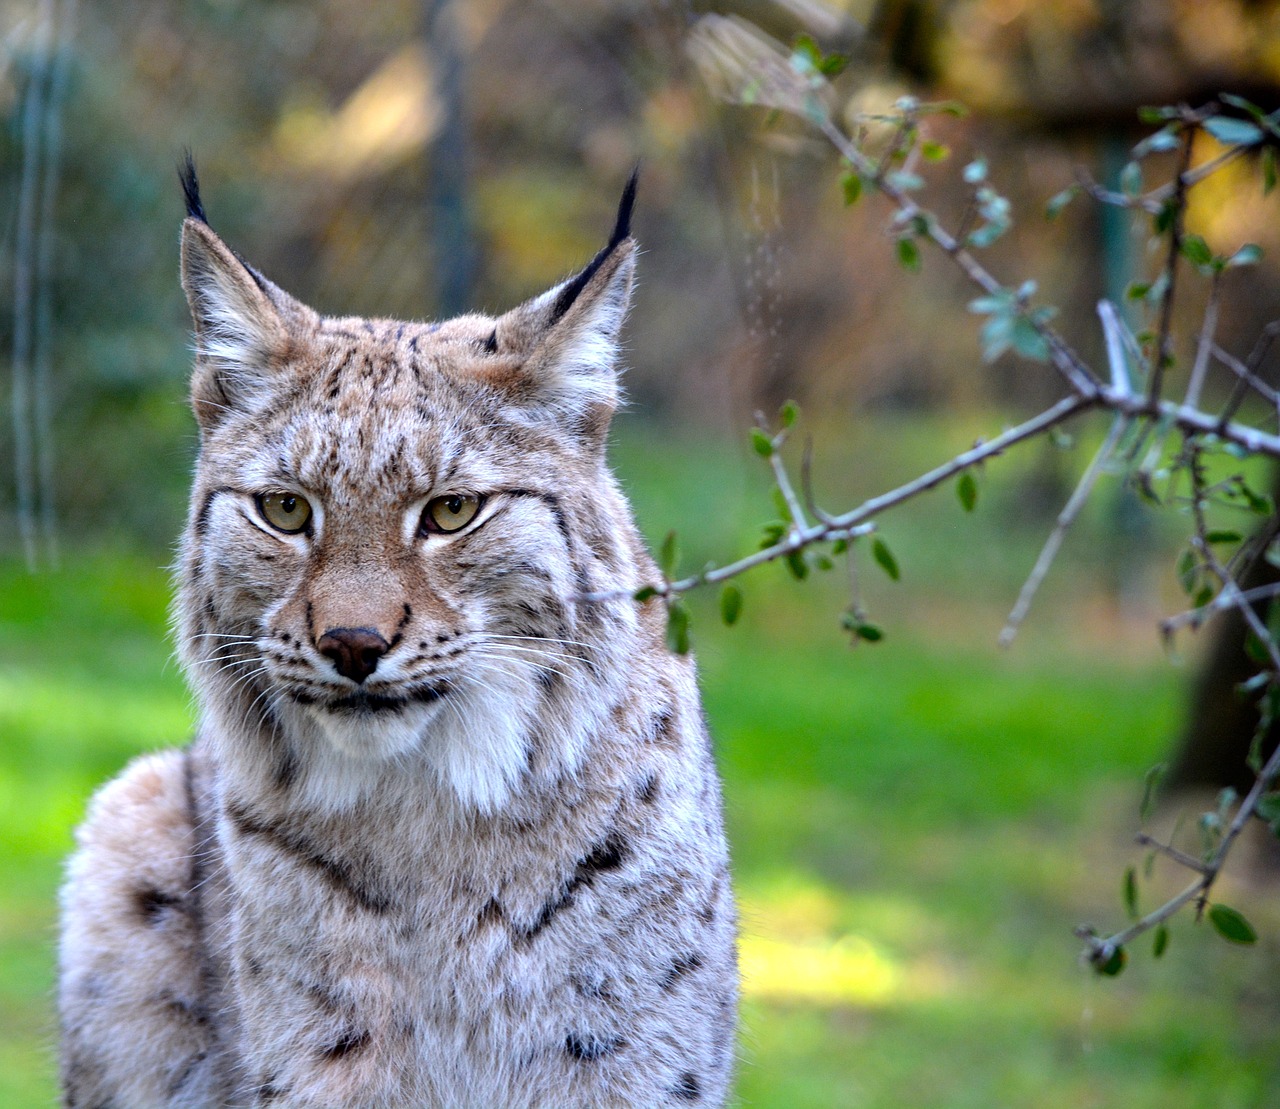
[321, 1028, 371, 1061]
[650, 708, 677, 748]
[565, 1032, 624, 1062]
[670, 1072, 702, 1101]
[167, 1050, 208, 1097]
[194, 485, 233, 538]
[636, 773, 660, 804]
[475, 897, 504, 928]
[227, 804, 394, 915]
[660, 952, 704, 991]
[519, 832, 629, 941]
[507, 489, 572, 551]
[254, 1079, 291, 1103]
[178, 150, 207, 223]
[135, 886, 181, 924]
[549, 167, 638, 324]
[579, 833, 628, 877]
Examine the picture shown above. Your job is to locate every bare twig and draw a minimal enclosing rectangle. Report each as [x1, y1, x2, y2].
[1184, 270, 1220, 412]
[1000, 415, 1128, 647]
[1162, 581, 1280, 636]
[1148, 120, 1197, 408]
[1098, 300, 1134, 397]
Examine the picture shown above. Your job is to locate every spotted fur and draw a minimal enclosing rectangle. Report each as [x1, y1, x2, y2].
[58, 170, 739, 1107]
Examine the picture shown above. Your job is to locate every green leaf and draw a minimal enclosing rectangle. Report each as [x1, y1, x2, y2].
[1227, 243, 1263, 268]
[1119, 160, 1143, 197]
[1045, 185, 1079, 220]
[784, 549, 809, 580]
[1220, 93, 1265, 119]
[1207, 903, 1258, 945]
[759, 521, 786, 549]
[1140, 763, 1166, 822]
[1126, 281, 1151, 300]
[1181, 234, 1214, 267]
[831, 538, 848, 556]
[963, 158, 987, 183]
[750, 427, 774, 458]
[1138, 105, 1178, 124]
[872, 537, 900, 581]
[919, 99, 969, 118]
[1154, 200, 1177, 235]
[719, 584, 743, 626]
[1254, 792, 1280, 824]
[854, 622, 884, 642]
[780, 399, 800, 428]
[1096, 945, 1127, 977]
[1133, 126, 1180, 158]
[1176, 548, 1199, 595]
[1010, 316, 1050, 361]
[1204, 116, 1265, 147]
[1123, 866, 1139, 920]
[886, 170, 924, 192]
[818, 51, 848, 77]
[896, 236, 922, 272]
[659, 530, 679, 577]
[1206, 529, 1243, 545]
[921, 140, 950, 162]
[1153, 924, 1170, 958]
[633, 585, 660, 602]
[957, 471, 978, 512]
[841, 170, 863, 206]
[665, 599, 691, 655]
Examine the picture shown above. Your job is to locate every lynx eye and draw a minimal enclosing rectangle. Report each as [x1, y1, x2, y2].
[421, 494, 482, 535]
[255, 491, 313, 534]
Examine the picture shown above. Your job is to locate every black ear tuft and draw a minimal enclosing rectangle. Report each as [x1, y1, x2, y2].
[608, 164, 639, 254]
[481, 327, 499, 354]
[179, 150, 208, 224]
[549, 166, 640, 325]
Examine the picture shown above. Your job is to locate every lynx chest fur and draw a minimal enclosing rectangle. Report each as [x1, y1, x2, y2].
[58, 167, 738, 1108]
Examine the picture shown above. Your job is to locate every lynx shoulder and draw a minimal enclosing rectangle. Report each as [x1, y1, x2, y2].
[58, 163, 739, 1108]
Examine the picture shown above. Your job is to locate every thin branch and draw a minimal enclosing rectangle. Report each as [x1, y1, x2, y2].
[815, 114, 1103, 400]
[1000, 415, 1128, 647]
[1217, 320, 1280, 428]
[1098, 300, 1133, 397]
[1161, 581, 1280, 636]
[762, 422, 809, 532]
[1213, 342, 1280, 417]
[1183, 269, 1220, 411]
[1135, 832, 1210, 875]
[824, 396, 1093, 531]
[1148, 121, 1196, 408]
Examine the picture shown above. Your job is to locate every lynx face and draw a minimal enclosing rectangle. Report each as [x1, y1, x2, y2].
[178, 179, 642, 813]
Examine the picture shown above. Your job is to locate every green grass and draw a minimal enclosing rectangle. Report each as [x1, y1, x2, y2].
[3, 422, 1279, 1106]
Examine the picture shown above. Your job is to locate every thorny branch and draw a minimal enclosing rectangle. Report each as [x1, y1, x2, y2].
[675, 17, 1280, 970]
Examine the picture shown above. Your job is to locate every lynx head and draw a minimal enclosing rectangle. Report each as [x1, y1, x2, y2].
[175, 158, 647, 813]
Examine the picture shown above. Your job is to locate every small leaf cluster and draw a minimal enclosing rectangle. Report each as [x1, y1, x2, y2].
[968, 281, 1056, 363]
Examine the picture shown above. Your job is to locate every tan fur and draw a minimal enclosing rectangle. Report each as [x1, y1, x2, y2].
[59, 187, 738, 1107]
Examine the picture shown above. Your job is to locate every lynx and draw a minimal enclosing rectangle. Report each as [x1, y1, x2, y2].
[57, 162, 738, 1108]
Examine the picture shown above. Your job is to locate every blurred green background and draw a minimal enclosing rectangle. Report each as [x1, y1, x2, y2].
[5, 0, 1280, 1105]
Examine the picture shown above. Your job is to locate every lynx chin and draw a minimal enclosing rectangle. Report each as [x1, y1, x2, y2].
[58, 161, 739, 1108]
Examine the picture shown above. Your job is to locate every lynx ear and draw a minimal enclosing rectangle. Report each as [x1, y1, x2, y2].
[489, 171, 638, 443]
[178, 158, 309, 430]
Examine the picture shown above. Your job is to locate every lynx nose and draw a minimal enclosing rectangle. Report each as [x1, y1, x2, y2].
[317, 627, 390, 684]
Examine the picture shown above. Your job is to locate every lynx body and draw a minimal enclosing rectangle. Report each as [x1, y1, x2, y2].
[58, 168, 738, 1108]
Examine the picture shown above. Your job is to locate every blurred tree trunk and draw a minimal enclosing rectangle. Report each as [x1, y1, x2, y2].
[422, 0, 476, 317]
[1169, 473, 1280, 793]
